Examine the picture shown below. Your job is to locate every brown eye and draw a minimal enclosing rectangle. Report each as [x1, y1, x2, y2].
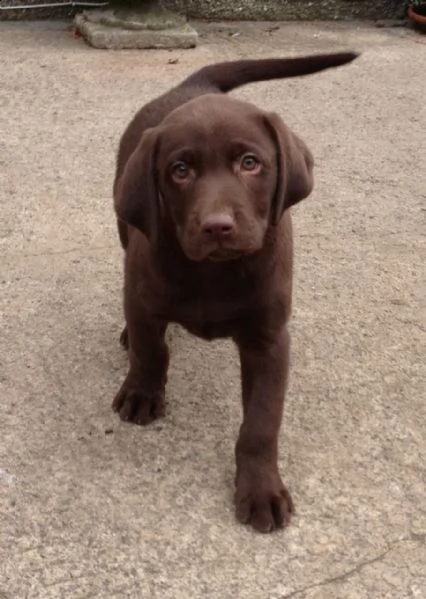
[171, 161, 190, 180]
[241, 154, 260, 172]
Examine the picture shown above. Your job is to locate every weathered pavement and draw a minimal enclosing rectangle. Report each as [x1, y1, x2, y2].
[1, 19, 425, 599]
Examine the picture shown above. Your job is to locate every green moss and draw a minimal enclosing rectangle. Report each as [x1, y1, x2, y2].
[86, 3, 187, 31]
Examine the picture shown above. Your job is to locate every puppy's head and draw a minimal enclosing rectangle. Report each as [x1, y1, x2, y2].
[115, 94, 313, 262]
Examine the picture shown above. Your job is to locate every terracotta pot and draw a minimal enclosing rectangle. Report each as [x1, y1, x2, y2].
[408, 4, 426, 32]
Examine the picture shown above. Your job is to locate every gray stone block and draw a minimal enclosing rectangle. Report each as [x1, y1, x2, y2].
[74, 12, 198, 49]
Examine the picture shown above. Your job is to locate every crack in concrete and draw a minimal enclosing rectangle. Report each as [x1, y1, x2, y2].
[281, 534, 426, 598]
[43, 573, 87, 588]
[2, 245, 117, 260]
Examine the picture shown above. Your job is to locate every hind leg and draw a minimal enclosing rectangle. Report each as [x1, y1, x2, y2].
[117, 218, 129, 249]
[120, 325, 129, 350]
[117, 218, 129, 350]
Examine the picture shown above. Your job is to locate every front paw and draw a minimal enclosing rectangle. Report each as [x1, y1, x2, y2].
[112, 378, 165, 425]
[235, 465, 293, 533]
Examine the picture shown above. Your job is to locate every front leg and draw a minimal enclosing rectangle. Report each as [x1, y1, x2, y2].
[234, 326, 293, 533]
[113, 304, 169, 426]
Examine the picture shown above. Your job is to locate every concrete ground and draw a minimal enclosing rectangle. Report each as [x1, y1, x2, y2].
[0, 19, 425, 599]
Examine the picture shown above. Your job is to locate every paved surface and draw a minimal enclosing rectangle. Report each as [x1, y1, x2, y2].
[1, 19, 425, 599]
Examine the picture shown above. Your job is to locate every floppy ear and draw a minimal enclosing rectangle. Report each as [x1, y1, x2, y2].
[113, 128, 160, 243]
[264, 112, 314, 224]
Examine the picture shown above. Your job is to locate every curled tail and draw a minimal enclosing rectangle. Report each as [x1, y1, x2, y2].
[182, 52, 359, 93]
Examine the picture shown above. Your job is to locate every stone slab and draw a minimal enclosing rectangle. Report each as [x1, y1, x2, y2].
[74, 12, 198, 49]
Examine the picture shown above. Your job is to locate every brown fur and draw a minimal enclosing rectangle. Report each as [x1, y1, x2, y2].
[111, 53, 358, 533]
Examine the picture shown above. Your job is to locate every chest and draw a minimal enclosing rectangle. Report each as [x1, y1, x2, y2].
[170, 294, 255, 340]
[140, 268, 264, 340]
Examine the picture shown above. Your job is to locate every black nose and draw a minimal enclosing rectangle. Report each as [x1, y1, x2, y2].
[201, 214, 235, 237]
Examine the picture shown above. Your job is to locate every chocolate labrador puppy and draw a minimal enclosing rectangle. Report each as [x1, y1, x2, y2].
[112, 53, 358, 532]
